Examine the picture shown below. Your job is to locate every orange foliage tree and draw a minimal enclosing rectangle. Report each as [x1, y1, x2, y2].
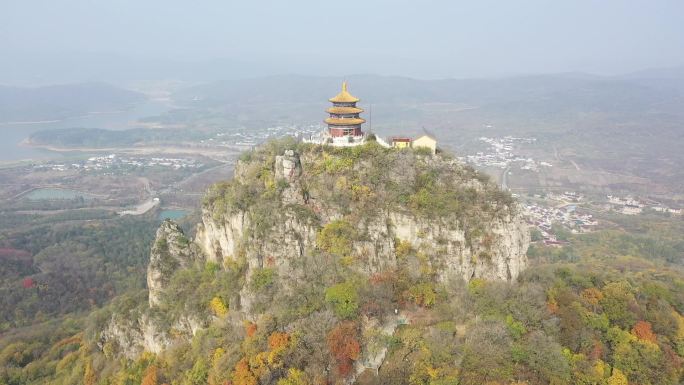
[232, 358, 257, 385]
[268, 331, 291, 367]
[326, 321, 361, 377]
[631, 320, 657, 343]
[245, 321, 258, 338]
[268, 332, 290, 350]
[141, 365, 158, 385]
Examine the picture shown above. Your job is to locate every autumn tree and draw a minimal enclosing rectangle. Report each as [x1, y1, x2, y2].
[580, 287, 603, 307]
[325, 282, 359, 319]
[83, 360, 96, 385]
[631, 320, 657, 343]
[210, 296, 229, 318]
[606, 368, 628, 385]
[268, 331, 291, 367]
[233, 358, 257, 385]
[277, 368, 310, 385]
[408, 283, 437, 308]
[327, 321, 361, 377]
[600, 281, 637, 329]
[316, 220, 356, 257]
[245, 321, 258, 338]
[142, 365, 158, 385]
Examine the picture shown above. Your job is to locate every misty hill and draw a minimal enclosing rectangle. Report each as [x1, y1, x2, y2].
[172, 72, 684, 146]
[621, 64, 684, 80]
[0, 83, 146, 123]
[173, 73, 684, 117]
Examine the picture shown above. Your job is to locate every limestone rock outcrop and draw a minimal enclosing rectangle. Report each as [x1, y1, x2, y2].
[147, 219, 199, 307]
[195, 144, 530, 315]
[99, 220, 204, 358]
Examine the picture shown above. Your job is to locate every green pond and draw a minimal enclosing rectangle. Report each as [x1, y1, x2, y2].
[24, 188, 95, 201]
[158, 209, 189, 220]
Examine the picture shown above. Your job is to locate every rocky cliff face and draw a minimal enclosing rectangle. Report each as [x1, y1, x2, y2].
[195, 207, 528, 285]
[196, 143, 530, 314]
[147, 220, 200, 307]
[100, 220, 205, 358]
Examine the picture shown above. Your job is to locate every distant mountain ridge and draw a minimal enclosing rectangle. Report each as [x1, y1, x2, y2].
[620, 64, 684, 80]
[173, 73, 684, 117]
[0, 82, 146, 123]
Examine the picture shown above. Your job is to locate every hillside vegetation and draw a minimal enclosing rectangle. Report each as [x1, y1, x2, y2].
[1, 140, 683, 385]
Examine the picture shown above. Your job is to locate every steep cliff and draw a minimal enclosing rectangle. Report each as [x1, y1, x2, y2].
[147, 220, 200, 307]
[100, 220, 206, 359]
[196, 139, 529, 315]
[101, 138, 530, 379]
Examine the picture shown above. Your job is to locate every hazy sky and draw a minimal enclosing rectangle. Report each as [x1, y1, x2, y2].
[3, 0, 684, 82]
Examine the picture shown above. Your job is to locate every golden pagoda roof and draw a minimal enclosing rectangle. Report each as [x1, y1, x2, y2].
[329, 82, 360, 103]
[326, 106, 364, 114]
[324, 117, 366, 126]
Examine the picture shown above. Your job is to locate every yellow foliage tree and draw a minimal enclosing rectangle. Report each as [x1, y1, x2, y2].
[395, 240, 413, 259]
[250, 351, 270, 378]
[277, 368, 310, 385]
[83, 360, 96, 385]
[210, 297, 229, 317]
[607, 368, 628, 385]
[351, 184, 373, 202]
[675, 310, 684, 355]
[211, 348, 225, 368]
[580, 287, 603, 306]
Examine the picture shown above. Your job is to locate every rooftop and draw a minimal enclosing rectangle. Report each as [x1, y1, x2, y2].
[326, 106, 364, 114]
[391, 137, 412, 142]
[325, 117, 366, 126]
[329, 81, 360, 103]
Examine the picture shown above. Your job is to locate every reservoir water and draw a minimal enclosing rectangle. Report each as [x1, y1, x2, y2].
[0, 99, 172, 163]
[158, 209, 189, 220]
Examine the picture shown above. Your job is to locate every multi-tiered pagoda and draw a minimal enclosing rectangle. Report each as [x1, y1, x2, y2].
[325, 82, 365, 138]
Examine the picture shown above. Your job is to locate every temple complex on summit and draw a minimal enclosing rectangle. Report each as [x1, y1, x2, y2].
[325, 82, 365, 138]
[303, 81, 438, 152]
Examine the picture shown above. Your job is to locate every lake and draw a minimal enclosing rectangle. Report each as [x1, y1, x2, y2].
[24, 188, 96, 201]
[0, 99, 172, 163]
[158, 209, 189, 220]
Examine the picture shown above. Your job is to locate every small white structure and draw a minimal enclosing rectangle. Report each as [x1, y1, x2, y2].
[621, 205, 642, 215]
[303, 131, 391, 148]
[412, 133, 437, 154]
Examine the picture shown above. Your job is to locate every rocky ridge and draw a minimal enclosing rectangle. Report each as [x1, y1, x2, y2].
[102, 139, 529, 361]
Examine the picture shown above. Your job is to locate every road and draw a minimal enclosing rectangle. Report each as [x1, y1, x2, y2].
[554, 145, 580, 170]
[501, 165, 511, 190]
[119, 162, 233, 216]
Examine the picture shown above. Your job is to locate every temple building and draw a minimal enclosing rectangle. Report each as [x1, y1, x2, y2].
[325, 82, 365, 138]
[304, 82, 437, 152]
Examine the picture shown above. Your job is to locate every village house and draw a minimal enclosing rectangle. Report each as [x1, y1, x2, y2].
[390, 137, 412, 149]
[412, 133, 437, 154]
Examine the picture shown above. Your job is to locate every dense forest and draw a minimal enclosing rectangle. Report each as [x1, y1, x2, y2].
[2, 240, 682, 385]
[0, 213, 162, 331]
